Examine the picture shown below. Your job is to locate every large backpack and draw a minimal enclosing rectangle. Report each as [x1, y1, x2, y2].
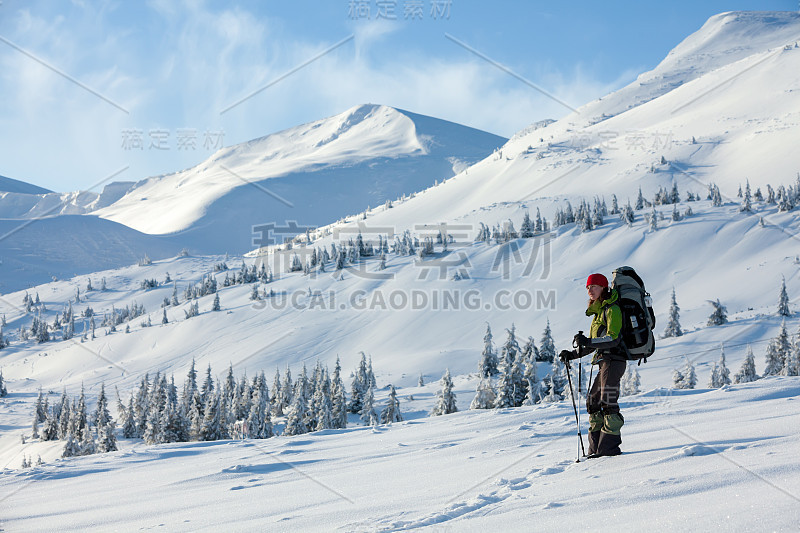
[608, 266, 656, 363]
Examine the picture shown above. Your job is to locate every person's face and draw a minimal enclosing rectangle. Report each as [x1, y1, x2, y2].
[587, 284, 604, 301]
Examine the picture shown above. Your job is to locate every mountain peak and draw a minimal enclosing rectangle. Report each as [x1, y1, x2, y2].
[651, 10, 800, 81]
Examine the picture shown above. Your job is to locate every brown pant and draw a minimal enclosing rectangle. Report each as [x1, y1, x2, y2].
[587, 359, 627, 415]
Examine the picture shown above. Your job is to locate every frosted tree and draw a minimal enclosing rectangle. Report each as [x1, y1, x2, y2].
[380, 385, 403, 424]
[349, 353, 369, 414]
[284, 378, 311, 436]
[538, 319, 556, 362]
[359, 380, 378, 426]
[121, 395, 137, 438]
[469, 375, 496, 409]
[501, 324, 521, 365]
[714, 344, 731, 387]
[520, 212, 534, 238]
[706, 299, 728, 326]
[75, 385, 88, 440]
[430, 369, 458, 416]
[79, 426, 96, 456]
[161, 308, 168, 325]
[62, 432, 82, 458]
[313, 384, 334, 431]
[418, 373, 424, 387]
[160, 400, 186, 444]
[0, 369, 7, 397]
[521, 336, 539, 365]
[635, 187, 645, 210]
[621, 365, 641, 396]
[494, 350, 516, 409]
[541, 377, 560, 403]
[777, 276, 790, 317]
[740, 180, 752, 212]
[94, 383, 117, 452]
[785, 337, 800, 377]
[331, 357, 347, 429]
[663, 288, 683, 337]
[764, 321, 790, 376]
[649, 206, 659, 231]
[366, 356, 376, 389]
[733, 345, 759, 384]
[522, 356, 541, 405]
[212, 293, 221, 312]
[673, 358, 697, 389]
[247, 382, 274, 439]
[708, 362, 720, 389]
[478, 323, 499, 376]
[199, 392, 223, 441]
[199, 365, 214, 407]
[547, 358, 566, 399]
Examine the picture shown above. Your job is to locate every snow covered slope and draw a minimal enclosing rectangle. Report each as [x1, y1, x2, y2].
[2, 378, 798, 531]
[91, 104, 506, 254]
[0, 175, 51, 195]
[0, 215, 185, 292]
[347, 11, 800, 230]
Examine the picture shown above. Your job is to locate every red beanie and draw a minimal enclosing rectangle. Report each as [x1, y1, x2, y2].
[586, 273, 608, 288]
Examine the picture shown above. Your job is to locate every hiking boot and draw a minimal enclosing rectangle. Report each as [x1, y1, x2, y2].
[587, 430, 601, 456]
[588, 431, 622, 458]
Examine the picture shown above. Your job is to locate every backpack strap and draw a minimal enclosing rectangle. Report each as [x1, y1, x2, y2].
[602, 302, 632, 359]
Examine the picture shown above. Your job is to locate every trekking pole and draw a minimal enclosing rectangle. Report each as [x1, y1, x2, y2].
[578, 359, 583, 450]
[563, 355, 586, 462]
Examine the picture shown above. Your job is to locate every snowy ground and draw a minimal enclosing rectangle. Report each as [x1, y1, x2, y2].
[1, 377, 798, 531]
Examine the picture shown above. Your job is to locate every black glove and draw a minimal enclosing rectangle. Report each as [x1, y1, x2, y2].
[573, 332, 589, 348]
[558, 349, 575, 363]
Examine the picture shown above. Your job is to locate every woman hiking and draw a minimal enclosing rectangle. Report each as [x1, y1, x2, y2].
[560, 273, 627, 458]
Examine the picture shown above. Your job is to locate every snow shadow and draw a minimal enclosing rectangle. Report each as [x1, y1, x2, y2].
[221, 459, 320, 476]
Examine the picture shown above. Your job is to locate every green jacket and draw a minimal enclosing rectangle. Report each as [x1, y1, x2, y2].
[584, 289, 625, 363]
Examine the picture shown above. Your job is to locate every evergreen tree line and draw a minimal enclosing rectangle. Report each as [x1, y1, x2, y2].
[474, 208, 549, 244]
[665, 277, 791, 341]
[33, 383, 117, 458]
[37, 354, 411, 460]
[672, 324, 800, 391]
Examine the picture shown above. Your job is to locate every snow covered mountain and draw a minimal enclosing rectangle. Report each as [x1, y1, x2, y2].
[328, 11, 800, 231]
[1, 11, 800, 531]
[0, 105, 504, 289]
[91, 104, 506, 254]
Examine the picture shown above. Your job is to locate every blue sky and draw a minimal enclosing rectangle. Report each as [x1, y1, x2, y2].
[0, 0, 796, 191]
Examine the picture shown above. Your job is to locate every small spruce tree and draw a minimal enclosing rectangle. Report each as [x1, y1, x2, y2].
[777, 276, 790, 317]
[663, 288, 683, 338]
[469, 375, 496, 409]
[430, 369, 458, 416]
[380, 385, 403, 424]
[538, 319, 556, 363]
[733, 345, 759, 383]
[706, 299, 728, 326]
[478, 323, 499, 376]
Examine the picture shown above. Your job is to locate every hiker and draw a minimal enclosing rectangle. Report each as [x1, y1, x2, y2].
[560, 273, 627, 458]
